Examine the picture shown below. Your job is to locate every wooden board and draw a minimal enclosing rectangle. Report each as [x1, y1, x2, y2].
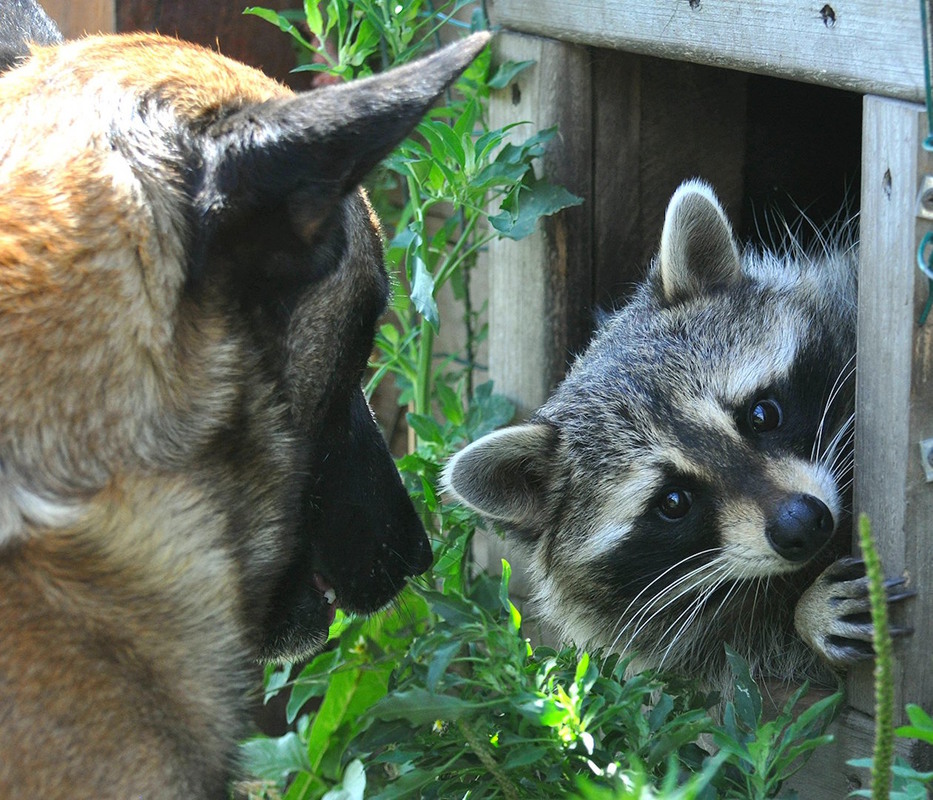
[476, 32, 594, 628]
[852, 96, 933, 723]
[489, 0, 923, 102]
[116, 0, 307, 88]
[592, 51, 747, 308]
[486, 32, 594, 418]
[42, 0, 114, 36]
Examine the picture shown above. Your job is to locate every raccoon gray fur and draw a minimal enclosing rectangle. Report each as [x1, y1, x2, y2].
[445, 179, 911, 692]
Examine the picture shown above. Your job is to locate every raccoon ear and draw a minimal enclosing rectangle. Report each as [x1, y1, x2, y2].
[657, 179, 741, 304]
[198, 32, 490, 239]
[442, 423, 558, 528]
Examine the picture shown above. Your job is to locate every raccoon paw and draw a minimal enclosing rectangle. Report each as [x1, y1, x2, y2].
[794, 556, 915, 667]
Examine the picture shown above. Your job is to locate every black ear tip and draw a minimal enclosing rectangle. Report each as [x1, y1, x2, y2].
[450, 30, 493, 64]
[403, 30, 492, 98]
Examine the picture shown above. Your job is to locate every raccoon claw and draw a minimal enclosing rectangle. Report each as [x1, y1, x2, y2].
[794, 557, 914, 668]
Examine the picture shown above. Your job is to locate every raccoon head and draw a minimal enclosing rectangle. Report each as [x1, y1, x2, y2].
[444, 180, 856, 673]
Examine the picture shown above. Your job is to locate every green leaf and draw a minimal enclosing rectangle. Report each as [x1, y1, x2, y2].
[724, 645, 761, 729]
[240, 731, 311, 782]
[426, 639, 462, 691]
[243, 8, 312, 49]
[897, 704, 933, 744]
[409, 252, 438, 329]
[420, 587, 484, 627]
[419, 118, 465, 170]
[303, 0, 324, 38]
[263, 662, 292, 704]
[366, 687, 477, 724]
[490, 177, 584, 240]
[502, 744, 549, 769]
[406, 413, 444, 446]
[435, 380, 465, 426]
[488, 59, 535, 89]
[322, 759, 366, 800]
[306, 666, 390, 773]
[517, 696, 566, 727]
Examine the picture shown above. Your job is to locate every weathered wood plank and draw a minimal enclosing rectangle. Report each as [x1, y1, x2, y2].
[852, 96, 933, 726]
[592, 51, 747, 307]
[487, 31, 594, 417]
[478, 32, 593, 620]
[489, 0, 922, 102]
[116, 0, 307, 88]
[42, 0, 114, 36]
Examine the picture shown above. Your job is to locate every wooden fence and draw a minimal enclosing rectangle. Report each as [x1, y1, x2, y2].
[484, 1, 932, 794]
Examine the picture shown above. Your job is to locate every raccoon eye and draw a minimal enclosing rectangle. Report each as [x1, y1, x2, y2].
[656, 488, 693, 521]
[748, 398, 783, 433]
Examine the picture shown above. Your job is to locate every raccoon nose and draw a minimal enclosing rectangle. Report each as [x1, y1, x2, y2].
[766, 494, 834, 562]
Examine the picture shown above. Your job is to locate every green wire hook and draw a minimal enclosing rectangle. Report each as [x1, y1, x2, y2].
[917, 232, 933, 325]
[922, 0, 933, 150]
[918, 2, 933, 323]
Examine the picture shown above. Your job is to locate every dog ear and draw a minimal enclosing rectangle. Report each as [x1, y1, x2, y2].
[196, 32, 490, 241]
[0, 0, 63, 72]
[657, 179, 741, 305]
[442, 423, 559, 532]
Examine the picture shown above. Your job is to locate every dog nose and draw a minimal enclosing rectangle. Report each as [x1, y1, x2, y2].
[407, 524, 434, 575]
[766, 494, 834, 562]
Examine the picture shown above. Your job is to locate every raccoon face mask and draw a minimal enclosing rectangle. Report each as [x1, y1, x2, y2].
[445, 179, 912, 693]
[0, 7, 489, 795]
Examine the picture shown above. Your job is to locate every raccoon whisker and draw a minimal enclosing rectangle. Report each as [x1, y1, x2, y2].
[606, 550, 723, 648]
[835, 474, 855, 500]
[829, 445, 855, 480]
[655, 561, 749, 669]
[824, 429, 855, 486]
[615, 558, 730, 657]
[812, 357, 856, 461]
[655, 571, 735, 668]
[813, 361, 854, 458]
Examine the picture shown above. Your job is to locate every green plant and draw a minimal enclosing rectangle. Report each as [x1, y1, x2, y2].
[238, 3, 846, 798]
[708, 648, 841, 799]
[848, 515, 933, 800]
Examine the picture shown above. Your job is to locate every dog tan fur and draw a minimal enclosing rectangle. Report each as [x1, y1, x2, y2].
[0, 22, 489, 798]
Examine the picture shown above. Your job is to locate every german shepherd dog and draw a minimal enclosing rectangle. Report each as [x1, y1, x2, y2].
[0, 2, 488, 795]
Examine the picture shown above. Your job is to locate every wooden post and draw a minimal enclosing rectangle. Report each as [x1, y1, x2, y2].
[853, 95, 933, 728]
[486, 31, 594, 419]
[474, 31, 593, 625]
[41, 0, 114, 36]
[788, 94, 933, 799]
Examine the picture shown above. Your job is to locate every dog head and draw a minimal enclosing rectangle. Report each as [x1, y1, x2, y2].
[0, 29, 489, 658]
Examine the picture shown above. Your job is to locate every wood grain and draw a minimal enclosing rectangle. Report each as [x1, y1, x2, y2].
[853, 96, 933, 722]
[489, 0, 923, 101]
[42, 0, 114, 36]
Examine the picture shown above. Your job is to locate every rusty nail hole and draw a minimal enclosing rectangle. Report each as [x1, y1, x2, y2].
[820, 4, 836, 26]
[688, 0, 701, 8]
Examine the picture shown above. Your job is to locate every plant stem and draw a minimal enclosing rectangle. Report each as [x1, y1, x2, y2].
[457, 719, 521, 800]
[415, 316, 435, 419]
[404, 171, 436, 425]
[858, 513, 894, 800]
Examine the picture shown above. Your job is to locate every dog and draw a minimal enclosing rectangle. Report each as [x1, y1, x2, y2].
[0, 2, 489, 795]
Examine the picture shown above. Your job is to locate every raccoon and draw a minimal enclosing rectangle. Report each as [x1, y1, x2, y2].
[445, 179, 911, 692]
